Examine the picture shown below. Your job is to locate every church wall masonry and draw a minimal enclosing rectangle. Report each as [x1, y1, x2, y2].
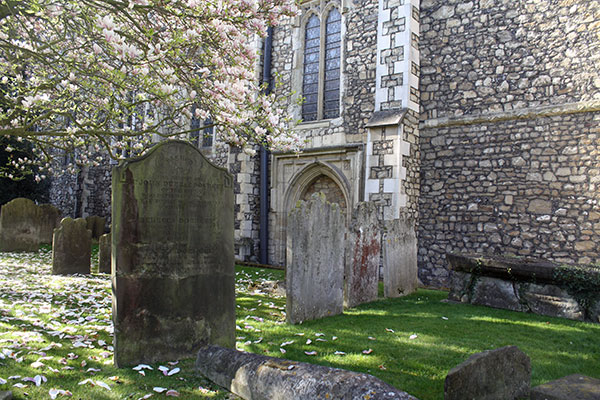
[418, 0, 600, 287]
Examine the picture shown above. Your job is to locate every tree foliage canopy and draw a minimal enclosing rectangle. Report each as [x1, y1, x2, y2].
[0, 0, 299, 179]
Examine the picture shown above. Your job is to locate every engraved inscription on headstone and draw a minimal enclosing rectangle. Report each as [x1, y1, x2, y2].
[112, 140, 235, 367]
[286, 193, 345, 324]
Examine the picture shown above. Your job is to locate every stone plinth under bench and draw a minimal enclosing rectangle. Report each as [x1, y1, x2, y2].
[446, 253, 600, 323]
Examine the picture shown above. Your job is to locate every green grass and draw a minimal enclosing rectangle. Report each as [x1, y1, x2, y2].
[1, 251, 600, 399]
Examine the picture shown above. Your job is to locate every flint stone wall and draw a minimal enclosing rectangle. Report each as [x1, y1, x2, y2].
[344, 202, 381, 308]
[0, 198, 42, 252]
[196, 345, 418, 400]
[52, 217, 91, 275]
[286, 194, 345, 324]
[383, 217, 418, 297]
[112, 140, 235, 367]
[447, 253, 600, 322]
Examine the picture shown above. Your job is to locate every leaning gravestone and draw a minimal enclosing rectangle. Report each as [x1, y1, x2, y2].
[287, 193, 345, 324]
[0, 198, 42, 252]
[98, 232, 111, 274]
[344, 202, 380, 308]
[112, 140, 235, 367]
[382, 216, 418, 297]
[38, 204, 62, 244]
[445, 346, 531, 400]
[52, 218, 92, 275]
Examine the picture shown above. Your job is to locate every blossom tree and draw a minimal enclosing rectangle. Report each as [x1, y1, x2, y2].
[0, 0, 300, 179]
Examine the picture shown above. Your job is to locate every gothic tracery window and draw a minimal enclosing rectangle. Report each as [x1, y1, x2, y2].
[301, 7, 341, 122]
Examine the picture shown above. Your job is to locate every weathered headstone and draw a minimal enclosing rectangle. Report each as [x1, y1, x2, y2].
[0, 198, 42, 252]
[98, 232, 111, 274]
[444, 346, 531, 400]
[530, 374, 600, 400]
[52, 217, 92, 275]
[85, 215, 106, 240]
[344, 202, 381, 308]
[286, 193, 345, 324]
[382, 216, 418, 297]
[112, 140, 235, 367]
[38, 204, 62, 244]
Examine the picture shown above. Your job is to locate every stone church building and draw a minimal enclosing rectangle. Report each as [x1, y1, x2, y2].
[49, 0, 600, 288]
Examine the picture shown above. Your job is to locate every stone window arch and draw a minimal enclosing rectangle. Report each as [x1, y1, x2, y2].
[300, 4, 342, 122]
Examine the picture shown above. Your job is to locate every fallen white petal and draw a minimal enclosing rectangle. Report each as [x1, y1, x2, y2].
[409, 334, 418, 340]
[167, 367, 180, 376]
[153, 387, 168, 393]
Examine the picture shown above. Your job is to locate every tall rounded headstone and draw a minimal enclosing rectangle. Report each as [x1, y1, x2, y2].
[344, 202, 381, 308]
[98, 232, 111, 274]
[0, 198, 42, 252]
[52, 217, 92, 275]
[383, 216, 418, 297]
[286, 193, 345, 324]
[112, 140, 235, 367]
[38, 204, 62, 245]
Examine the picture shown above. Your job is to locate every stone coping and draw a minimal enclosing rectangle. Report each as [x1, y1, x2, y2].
[447, 253, 600, 288]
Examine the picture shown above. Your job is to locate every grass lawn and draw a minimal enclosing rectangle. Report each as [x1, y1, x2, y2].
[1, 249, 599, 399]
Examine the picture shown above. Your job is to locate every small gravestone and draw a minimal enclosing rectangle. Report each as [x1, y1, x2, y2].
[38, 204, 62, 244]
[85, 215, 106, 240]
[112, 140, 235, 367]
[286, 193, 345, 324]
[98, 232, 111, 274]
[445, 346, 531, 400]
[344, 202, 380, 308]
[0, 198, 42, 252]
[382, 216, 418, 297]
[52, 218, 92, 275]
[531, 374, 600, 400]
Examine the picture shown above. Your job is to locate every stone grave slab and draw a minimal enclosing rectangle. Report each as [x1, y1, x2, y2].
[112, 140, 235, 367]
[382, 216, 418, 297]
[38, 204, 61, 244]
[286, 193, 345, 324]
[530, 374, 600, 400]
[444, 345, 530, 400]
[0, 198, 42, 252]
[344, 201, 380, 308]
[98, 232, 111, 274]
[52, 217, 92, 275]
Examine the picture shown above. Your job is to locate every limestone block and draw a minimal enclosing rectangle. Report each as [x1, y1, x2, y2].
[112, 141, 235, 367]
[445, 346, 531, 400]
[196, 345, 418, 400]
[286, 193, 345, 324]
[0, 198, 42, 252]
[52, 218, 91, 275]
[383, 216, 418, 297]
[344, 202, 381, 308]
[531, 374, 600, 400]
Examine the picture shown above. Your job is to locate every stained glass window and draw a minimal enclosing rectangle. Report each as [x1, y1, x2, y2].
[302, 15, 320, 122]
[323, 8, 341, 119]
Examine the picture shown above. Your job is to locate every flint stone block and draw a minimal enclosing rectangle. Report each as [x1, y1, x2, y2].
[98, 233, 111, 274]
[196, 345, 419, 400]
[112, 140, 235, 367]
[52, 218, 91, 275]
[530, 374, 600, 400]
[471, 277, 527, 312]
[344, 202, 381, 308]
[38, 204, 61, 244]
[0, 198, 42, 252]
[521, 283, 584, 321]
[286, 193, 345, 324]
[383, 216, 418, 297]
[445, 346, 531, 400]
